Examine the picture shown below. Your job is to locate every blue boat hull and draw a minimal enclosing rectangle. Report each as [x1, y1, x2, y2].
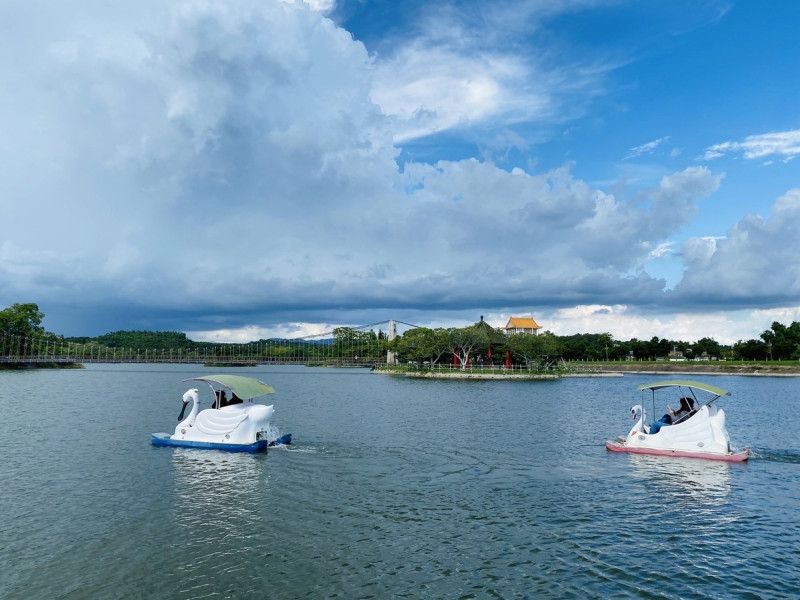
[270, 433, 292, 446]
[151, 432, 269, 453]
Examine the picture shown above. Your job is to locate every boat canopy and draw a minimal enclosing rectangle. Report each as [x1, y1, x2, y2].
[183, 374, 275, 400]
[637, 380, 730, 398]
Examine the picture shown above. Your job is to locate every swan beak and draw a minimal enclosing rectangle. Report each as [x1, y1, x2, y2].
[177, 400, 190, 421]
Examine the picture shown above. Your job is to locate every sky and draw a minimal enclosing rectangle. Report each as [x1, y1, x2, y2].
[2, 0, 799, 345]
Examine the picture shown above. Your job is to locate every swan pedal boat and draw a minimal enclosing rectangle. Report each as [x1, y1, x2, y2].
[606, 380, 751, 462]
[151, 374, 290, 453]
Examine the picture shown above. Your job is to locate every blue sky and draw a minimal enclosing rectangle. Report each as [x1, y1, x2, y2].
[2, 0, 799, 344]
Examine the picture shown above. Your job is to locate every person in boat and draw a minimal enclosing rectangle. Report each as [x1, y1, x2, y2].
[214, 390, 228, 408]
[671, 396, 696, 423]
[648, 397, 694, 435]
[228, 392, 243, 405]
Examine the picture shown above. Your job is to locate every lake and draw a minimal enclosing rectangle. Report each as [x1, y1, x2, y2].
[1, 364, 799, 599]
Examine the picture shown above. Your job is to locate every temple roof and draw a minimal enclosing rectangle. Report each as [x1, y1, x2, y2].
[505, 317, 541, 330]
[473, 316, 508, 344]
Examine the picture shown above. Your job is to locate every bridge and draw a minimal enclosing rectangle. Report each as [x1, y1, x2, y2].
[0, 320, 419, 367]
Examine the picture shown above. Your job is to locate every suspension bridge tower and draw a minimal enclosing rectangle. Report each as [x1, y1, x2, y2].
[386, 319, 398, 365]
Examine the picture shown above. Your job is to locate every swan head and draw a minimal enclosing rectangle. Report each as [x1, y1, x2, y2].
[177, 389, 199, 423]
[631, 404, 643, 421]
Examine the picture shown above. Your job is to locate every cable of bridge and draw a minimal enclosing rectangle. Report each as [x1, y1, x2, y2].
[394, 321, 422, 329]
[291, 319, 421, 341]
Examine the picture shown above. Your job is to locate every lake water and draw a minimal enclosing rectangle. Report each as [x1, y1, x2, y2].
[1, 364, 799, 599]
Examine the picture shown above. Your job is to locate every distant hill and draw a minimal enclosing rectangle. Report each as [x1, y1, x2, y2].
[64, 330, 195, 350]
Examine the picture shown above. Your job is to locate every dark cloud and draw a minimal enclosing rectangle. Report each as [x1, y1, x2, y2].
[1, 1, 798, 342]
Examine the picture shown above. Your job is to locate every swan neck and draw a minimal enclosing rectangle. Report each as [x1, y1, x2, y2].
[179, 390, 201, 427]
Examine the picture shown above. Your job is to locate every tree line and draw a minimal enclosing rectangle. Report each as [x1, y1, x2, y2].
[0, 304, 390, 363]
[2, 302, 800, 365]
[388, 320, 800, 367]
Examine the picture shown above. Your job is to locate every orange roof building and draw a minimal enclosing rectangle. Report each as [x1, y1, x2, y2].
[504, 317, 542, 335]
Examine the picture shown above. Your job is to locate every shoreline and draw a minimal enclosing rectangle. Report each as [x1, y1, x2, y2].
[374, 363, 800, 380]
[374, 369, 561, 380]
[595, 363, 800, 377]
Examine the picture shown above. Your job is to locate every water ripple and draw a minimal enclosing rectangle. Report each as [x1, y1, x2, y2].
[2, 367, 800, 598]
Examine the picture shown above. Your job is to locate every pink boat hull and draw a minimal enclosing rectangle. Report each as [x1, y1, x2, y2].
[606, 440, 751, 462]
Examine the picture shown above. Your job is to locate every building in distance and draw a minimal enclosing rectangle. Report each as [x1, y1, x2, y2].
[504, 317, 542, 335]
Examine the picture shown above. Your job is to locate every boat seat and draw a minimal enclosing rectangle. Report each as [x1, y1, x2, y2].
[672, 409, 698, 426]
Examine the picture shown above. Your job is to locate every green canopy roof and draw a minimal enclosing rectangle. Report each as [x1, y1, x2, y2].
[183, 374, 275, 400]
[637, 380, 730, 397]
[472, 316, 508, 345]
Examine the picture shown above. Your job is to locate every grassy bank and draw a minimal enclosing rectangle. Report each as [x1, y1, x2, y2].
[374, 360, 800, 379]
[0, 362, 83, 370]
[572, 360, 800, 376]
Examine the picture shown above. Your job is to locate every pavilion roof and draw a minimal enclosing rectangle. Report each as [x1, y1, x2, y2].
[505, 317, 541, 330]
[473, 316, 508, 344]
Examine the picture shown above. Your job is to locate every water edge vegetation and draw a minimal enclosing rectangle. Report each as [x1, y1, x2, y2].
[2, 302, 800, 372]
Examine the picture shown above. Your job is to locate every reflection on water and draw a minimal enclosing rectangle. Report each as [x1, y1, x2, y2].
[172, 449, 267, 522]
[2, 366, 800, 599]
[627, 453, 733, 501]
[168, 449, 274, 597]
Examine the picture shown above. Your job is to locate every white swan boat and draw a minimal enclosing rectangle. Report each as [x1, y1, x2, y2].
[151, 374, 290, 452]
[606, 380, 750, 462]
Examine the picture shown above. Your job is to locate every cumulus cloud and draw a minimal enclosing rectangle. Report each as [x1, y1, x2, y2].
[574, 166, 722, 269]
[369, 2, 613, 143]
[533, 304, 795, 346]
[370, 45, 526, 142]
[2, 1, 394, 315]
[703, 129, 800, 162]
[1, 0, 799, 342]
[186, 321, 337, 343]
[0, 0, 730, 336]
[287, 0, 335, 12]
[672, 188, 800, 306]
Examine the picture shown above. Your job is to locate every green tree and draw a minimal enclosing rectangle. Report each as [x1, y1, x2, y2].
[692, 337, 723, 360]
[449, 325, 489, 370]
[390, 327, 431, 364]
[732, 338, 768, 360]
[560, 332, 615, 360]
[93, 330, 193, 350]
[390, 327, 452, 366]
[761, 321, 800, 360]
[538, 331, 565, 358]
[507, 333, 544, 366]
[0, 303, 46, 338]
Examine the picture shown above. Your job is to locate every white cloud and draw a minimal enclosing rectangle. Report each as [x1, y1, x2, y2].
[673, 188, 800, 303]
[703, 129, 800, 162]
[283, 0, 335, 12]
[647, 243, 675, 259]
[368, 3, 614, 143]
[680, 236, 719, 269]
[371, 46, 521, 142]
[1, 0, 799, 343]
[625, 136, 671, 159]
[186, 322, 339, 343]
[574, 166, 722, 270]
[539, 304, 790, 345]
